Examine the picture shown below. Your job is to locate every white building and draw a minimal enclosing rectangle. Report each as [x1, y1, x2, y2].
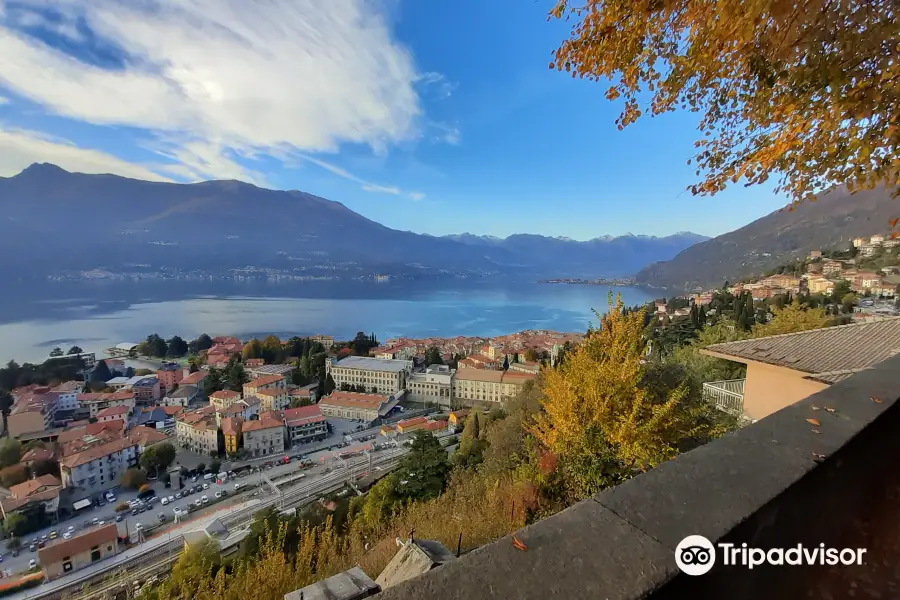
[406, 365, 454, 407]
[60, 438, 139, 497]
[326, 356, 412, 395]
[51, 381, 82, 412]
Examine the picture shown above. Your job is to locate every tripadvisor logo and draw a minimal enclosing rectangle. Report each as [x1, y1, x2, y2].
[675, 535, 867, 576]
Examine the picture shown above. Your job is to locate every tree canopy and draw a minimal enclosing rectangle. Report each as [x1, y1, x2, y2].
[550, 0, 900, 205]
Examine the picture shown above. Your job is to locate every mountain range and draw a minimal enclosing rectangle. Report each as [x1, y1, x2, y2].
[0, 164, 706, 281]
[635, 185, 899, 291]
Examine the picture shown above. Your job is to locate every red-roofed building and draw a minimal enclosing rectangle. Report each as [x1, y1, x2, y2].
[283, 405, 327, 446]
[244, 358, 265, 368]
[96, 405, 129, 425]
[0, 474, 61, 519]
[396, 416, 428, 434]
[221, 417, 242, 454]
[241, 413, 285, 458]
[60, 437, 139, 496]
[77, 390, 135, 418]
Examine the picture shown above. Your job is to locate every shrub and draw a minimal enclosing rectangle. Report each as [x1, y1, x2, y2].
[115, 503, 131, 513]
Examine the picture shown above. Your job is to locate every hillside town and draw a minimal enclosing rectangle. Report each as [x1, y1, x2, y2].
[681, 233, 900, 319]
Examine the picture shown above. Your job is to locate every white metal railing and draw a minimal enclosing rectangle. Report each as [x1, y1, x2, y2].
[703, 379, 745, 417]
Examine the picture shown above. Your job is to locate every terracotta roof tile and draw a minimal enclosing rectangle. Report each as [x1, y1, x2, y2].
[39, 524, 118, 565]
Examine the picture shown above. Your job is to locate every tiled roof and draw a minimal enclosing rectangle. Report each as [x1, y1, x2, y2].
[703, 317, 900, 382]
[39, 524, 118, 565]
[9, 474, 61, 499]
[283, 405, 324, 424]
[455, 369, 504, 383]
[180, 371, 207, 385]
[242, 415, 283, 432]
[20, 447, 55, 463]
[127, 426, 170, 447]
[60, 438, 137, 468]
[255, 388, 284, 397]
[96, 405, 129, 418]
[318, 391, 388, 410]
[332, 356, 410, 372]
[245, 374, 285, 388]
[221, 417, 241, 436]
[210, 390, 240, 400]
[241, 396, 262, 407]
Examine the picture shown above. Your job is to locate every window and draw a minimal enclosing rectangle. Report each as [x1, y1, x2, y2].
[91, 545, 101, 562]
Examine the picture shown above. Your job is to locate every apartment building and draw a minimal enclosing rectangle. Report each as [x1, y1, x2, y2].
[406, 365, 454, 407]
[78, 390, 135, 419]
[318, 391, 396, 423]
[375, 342, 417, 360]
[180, 370, 208, 399]
[221, 417, 242, 454]
[241, 412, 285, 458]
[175, 407, 219, 455]
[246, 364, 294, 380]
[283, 405, 328, 446]
[822, 260, 843, 276]
[209, 389, 242, 412]
[217, 397, 261, 424]
[157, 364, 186, 392]
[50, 381, 82, 412]
[256, 387, 290, 412]
[326, 356, 411, 394]
[243, 374, 287, 398]
[452, 369, 537, 406]
[0, 474, 62, 521]
[60, 438, 139, 497]
[8, 386, 57, 438]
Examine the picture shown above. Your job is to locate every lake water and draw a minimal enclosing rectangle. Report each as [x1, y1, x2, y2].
[0, 279, 656, 363]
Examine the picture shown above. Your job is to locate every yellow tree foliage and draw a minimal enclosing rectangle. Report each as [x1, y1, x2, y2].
[549, 1, 900, 205]
[532, 295, 715, 497]
[750, 301, 830, 338]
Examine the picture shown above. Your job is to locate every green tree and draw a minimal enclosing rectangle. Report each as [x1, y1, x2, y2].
[242, 339, 263, 360]
[394, 431, 450, 502]
[290, 397, 313, 408]
[842, 293, 858, 314]
[751, 302, 830, 337]
[502, 356, 509, 371]
[0, 438, 22, 468]
[140, 334, 168, 358]
[225, 357, 248, 392]
[523, 348, 539, 363]
[454, 412, 487, 469]
[188, 333, 214, 355]
[210, 458, 221, 474]
[0, 390, 13, 438]
[121, 468, 148, 489]
[2, 513, 26, 537]
[49, 347, 63, 357]
[31, 459, 60, 478]
[167, 336, 188, 357]
[0, 464, 29, 487]
[189, 361, 199, 373]
[89, 359, 112, 383]
[261, 335, 283, 363]
[67, 345, 83, 355]
[155, 443, 177, 471]
[832, 280, 852, 302]
[204, 367, 224, 397]
[424, 346, 443, 367]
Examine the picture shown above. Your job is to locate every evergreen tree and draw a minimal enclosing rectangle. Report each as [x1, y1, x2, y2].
[502, 356, 509, 371]
[90, 360, 112, 383]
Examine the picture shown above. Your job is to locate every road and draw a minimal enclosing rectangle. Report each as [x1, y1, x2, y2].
[2, 438, 410, 578]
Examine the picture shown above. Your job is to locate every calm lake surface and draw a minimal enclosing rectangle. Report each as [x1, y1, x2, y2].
[0, 279, 656, 363]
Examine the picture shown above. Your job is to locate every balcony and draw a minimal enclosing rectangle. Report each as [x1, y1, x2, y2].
[702, 378, 745, 417]
[374, 355, 900, 600]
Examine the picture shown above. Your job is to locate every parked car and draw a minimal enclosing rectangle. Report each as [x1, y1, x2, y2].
[167, 495, 175, 503]
[201, 495, 209, 504]
[135, 523, 144, 531]
[28, 559, 36, 569]
[191, 476, 198, 483]
[161, 497, 170, 506]
[214, 491, 222, 499]
[91, 518, 100, 525]
[158, 513, 167, 523]
[116, 515, 123, 522]
[28, 544, 36, 552]
[234, 483, 245, 491]
[194, 499, 202, 507]
[63, 532, 72, 540]
[175, 493, 182, 500]
[202, 483, 209, 490]
[49, 530, 57, 539]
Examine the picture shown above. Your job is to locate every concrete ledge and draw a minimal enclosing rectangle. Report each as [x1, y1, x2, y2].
[373, 355, 900, 600]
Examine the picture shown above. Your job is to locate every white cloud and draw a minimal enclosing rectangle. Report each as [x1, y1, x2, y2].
[0, 125, 173, 181]
[417, 71, 457, 99]
[0, 0, 436, 181]
[297, 154, 419, 198]
[408, 191, 425, 201]
[0, 96, 8, 105]
[361, 184, 400, 195]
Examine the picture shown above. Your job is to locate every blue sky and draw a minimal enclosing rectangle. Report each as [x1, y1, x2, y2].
[0, 0, 789, 240]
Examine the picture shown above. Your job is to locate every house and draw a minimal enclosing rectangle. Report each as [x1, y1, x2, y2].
[243, 374, 288, 401]
[854, 272, 884, 289]
[77, 390, 135, 419]
[95, 405, 129, 425]
[508, 360, 540, 375]
[806, 277, 834, 295]
[126, 376, 162, 404]
[289, 383, 319, 404]
[180, 370, 208, 399]
[808, 250, 823, 259]
[244, 358, 265, 368]
[700, 317, 900, 422]
[221, 417, 242, 454]
[241, 412, 285, 458]
[396, 416, 428, 434]
[134, 406, 181, 430]
[60, 438, 139, 497]
[38, 523, 119, 581]
[375, 342, 417, 361]
[209, 389, 242, 412]
[283, 405, 328, 446]
[318, 391, 399, 423]
[870, 234, 886, 244]
[163, 384, 200, 408]
[310, 334, 335, 350]
[822, 260, 843, 276]
[859, 244, 881, 257]
[325, 357, 411, 395]
[105, 377, 131, 390]
[20, 446, 55, 468]
[218, 398, 261, 423]
[157, 364, 186, 392]
[0, 474, 62, 520]
[852, 237, 867, 248]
